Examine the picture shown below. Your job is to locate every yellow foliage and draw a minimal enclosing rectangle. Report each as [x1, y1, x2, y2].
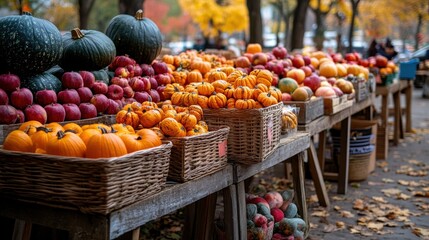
[178, 0, 248, 37]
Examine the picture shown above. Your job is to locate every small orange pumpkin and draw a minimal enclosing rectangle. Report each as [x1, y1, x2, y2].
[197, 82, 215, 97]
[186, 70, 203, 84]
[63, 123, 83, 135]
[46, 131, 86, 157]
[246, 43, 262, 54]
[235, 99, 257, 109]
[206, 69, 227, 83]
[136, 109, 163, 128]
[3, 130, 34, 152]
[188, 105, 204, 121]
[250, 69, 273, 87]
[252, 83, 270, 99]
[180, 113, 198, 131]
[257, 92, 278, 107]
[207, 92, 227, 109]
[86, 127, 128, 158]
[211, 79, 231, 94]
[79, 128, 102, 145]
[116, 108, 140, 130]
[159, 117, 187, 137]
[18, 120, 43, 136]
[197, 95, 209, 109]
[233, 86, 253, 99]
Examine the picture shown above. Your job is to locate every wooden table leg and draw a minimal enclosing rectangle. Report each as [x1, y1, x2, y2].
[317, 130, 327, 172]
[291, 151, 308, 236]
[337, 116, 350, 194]
[183, 193, 218, 240]
[378, 93, 389, 159]
[12, 220, 31, 240]
[405, 81, 413, 132]
[308, 142, 330, 207]
[393, 91, 401, 145]
[223, 185, 240, 240]
[235, 181, 247, 240]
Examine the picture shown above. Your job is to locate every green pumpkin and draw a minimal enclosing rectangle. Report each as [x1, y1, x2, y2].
[60, 28, 116, 71]
[21, 72, 62, 95]
[0, 12, 63, 76]
[91, 69, 110, 85]
[105, 9, 162, 64]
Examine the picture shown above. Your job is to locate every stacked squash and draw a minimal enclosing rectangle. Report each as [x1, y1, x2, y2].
[2, 120, 161, 158]
[116, 100, 208, 138]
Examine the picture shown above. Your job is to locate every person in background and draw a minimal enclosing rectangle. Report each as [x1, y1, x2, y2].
[193, 37, 205, 51]
[366, 39, 379, 57]
[379, 38, 398, 60]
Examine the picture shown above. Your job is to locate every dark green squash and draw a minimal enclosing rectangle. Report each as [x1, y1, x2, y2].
[0, 12, 63, 76]
[105, 9, 162, 64]
[21, 72, 62, 94]
[91, 69, 110, 85]
[60, 28, 116, 71]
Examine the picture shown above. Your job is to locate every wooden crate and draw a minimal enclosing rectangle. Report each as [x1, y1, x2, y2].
[283, 97, 324, 124]
[353, 80, 369, 102]
[323, 95, 353, 115]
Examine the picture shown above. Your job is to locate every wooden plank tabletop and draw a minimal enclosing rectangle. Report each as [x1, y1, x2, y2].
[234, 132, 310, 182]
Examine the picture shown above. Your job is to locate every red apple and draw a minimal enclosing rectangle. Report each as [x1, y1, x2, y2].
[155, 73, 172, 86]
[104, 99, 121, 115]
[252, 52, 268, 66]
[281, 92, 292, 102]
[35, 89, 57, 106]
[234, 56, 251, 68]
[281, 59, 292, 68]
[0, 88, 8, 104]
[252, 65, 265, 70]
[114, 67, 130, 78]
[148, 76, 158, 89]
[126, 64, 135, 78]
[156, 85, 166, 101]
[63, 103, 81, 121]
[291, 55, 305, 68]
[58, 89, 80, 105]
[140, 76, 152, 91]
[0, 73, 20, 93]
[133, 91, 151, 103]
[44, 103, 65, 123]
[272, 46, 288, 59]
[300, 66, 313, 77]
[315, 86, 336, 98]
[77, 87, 93, 103]
[266, 52, 276, 62]
[271, 74, 279, 86]
[148, 89, 161, 102]
[332, 86, 344, 97]
[303, 56, 311, 65]
[140, 63, 155, 76]
[0, 105, 18, 124]
[152, 61, 169, 75]
[90, 94, 109, 113]
[114, 99, 124, 109]
[375, 55, 388, 68]
[106, 84, 124, 100]
[243, 53, 253, 62]
[79, 103, 98, 119]
[129, 77, 146, 92]
[124, 98, 137, 104]
[133, 64, 143, 76]
[109, 55, 136, 70]
[10, 88, 33, 109]
[122, 86, 135, 98]
[303, 74, 321, 92]
[110, 77, 129, 88]
[79, 71, 95, 88]
[25, 104, 47, 124]
[345, 53, 357, 62]
[91, 81, 108, 95]
[326, 77, 337, 86]
[62, 71, 84, 89]
[15, 109, 25, 123]
[359, 59, 369, 67]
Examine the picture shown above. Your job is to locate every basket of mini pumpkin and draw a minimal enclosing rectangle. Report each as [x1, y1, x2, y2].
[0, 121, 172, 215]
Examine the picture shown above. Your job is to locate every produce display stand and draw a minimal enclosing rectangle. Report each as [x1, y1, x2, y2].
[297, 94, 375, 207]
[375, 80, 413, 159]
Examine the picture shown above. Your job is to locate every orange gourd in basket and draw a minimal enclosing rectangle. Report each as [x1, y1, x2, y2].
[3, 130, 33, 152]
[18, 120, 43, 136]
[116, 108, 140, 130]
[85, 127, 127, 158]
[159, 117, 186, 137]
[46, 131, 86, 157]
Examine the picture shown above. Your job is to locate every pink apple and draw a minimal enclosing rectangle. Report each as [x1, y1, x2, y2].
[252, 52, 268, 66]
[122, 86, 135, 98]
[235, 56, 252, 68]
[272, 46, 288, 59]
[332, 86, 344, 97]
[124, 98, 137, 104]
[266, 52, 276, 62]
[156, 85, 166, 101]
[106, 84, 124, 100]
[148, 89, 161, 103]
[58, 89, 80, 105]
[0, 105, 18, 124]
[63, 103, 81, 121]
[104, 99, 121, 114]
[152, 61, 169, 75]
[79, 71, 95, 88]
[44, 103, 66, 123]
[129, 77, 146, 92]
[62, 71, 84, 89]
[291, 55, 305, 68]
[109, 55, 135, 70]
[272, 74, 279, 86]
[90, 94, 109, 113]
[133, 64, 143, 76]
[79, 103, 98, 119]
[155, 73, 172, 86]
[303, 74, 321, 92]
[140, 63, 155, 76]
[315, 86, 336, 98]
[252, 65, 265, 70]
[91, 81, 108, 95]
[133, 91, 151, 103]
[281, 92, 292, 102]
[24, 104, 47, 124]
[300, 66, 313, 77]
[15, 109, 25, 123]
[0, 88, 8, 105]
[0, 73, 20, 93]
[140, 76, 152, 91]
[110, 77, 129, 88]
[35, 89, 57, 106]
[326, 77, 337, 86]
[114, 67, 130, 78]
[303, 56, 311, 65]
[77, 87, 93, 103]
[281, 59, 292, 68]
[10, 88, 33, 109]
[114, 99, 124, 109]
[148, 76, 158, 89]
[126, 64, 135, 78]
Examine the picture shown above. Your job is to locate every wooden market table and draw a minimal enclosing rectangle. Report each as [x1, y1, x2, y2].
[0, 133, 312, 240]
[298, 94, 375, 207]
[375, 80, 413, 159]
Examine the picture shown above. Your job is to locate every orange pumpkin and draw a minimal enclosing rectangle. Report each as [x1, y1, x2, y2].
[3, 130, 33, 152]
[182, 92, 199, 107]
[45, 122, 65, 134]
[197, 82, 215, 96]
[206, 69, 227, 83]
[224, 86, 235, 99]
[186, 70, 203, 84]
[171, 70, 188, 86]
[197, 95, 209, 109]
[150, 127, 165, 139]
[159, 117, 187, 137]
[171, 92, 185, 106]
[116, 108, 140, 130]
[188, 105, 204, 121]
[79, 128, 102, 145]
[211, 80, 231, 94]
[235, 99, 257, 109]
[85, 128, 128, 158]
[190, 60, 211, 75]
[220, 66, 235, 76]
[121, 130, 161, 153]
[31, 127, 55, 151]
[111, 123, 134, 134]
[122, 102, 142, 111]
[197, 121, 209, 131]
[233, 86, 253, 99]
[63, 123, 83, 135]
[136, 109, 163, 128]
[163, 83, 185, 100]
[233, 74, 256, 88]
[162, 54, 175, 65]
[180, 113, 198, 131]
[207, 92, 227, 109]
[227, 98, 236, 108]
[257, 92, 278, 107]
[46, 131, 86, 157]
[250, 69, 273, 87]
[268, 87, 283, 102]
[246, 43, 262, 54]
[252, 83, 269, 99]
[18, 120, 43, 136]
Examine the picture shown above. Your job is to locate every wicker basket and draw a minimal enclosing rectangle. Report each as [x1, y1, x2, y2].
[167, 126, 230, 182]
[0, 142, 172, 214]
[203, 103, 282, 164]
[348, 152, 371, 181]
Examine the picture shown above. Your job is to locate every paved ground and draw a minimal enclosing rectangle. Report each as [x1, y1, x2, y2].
[305, 87, 429, 240]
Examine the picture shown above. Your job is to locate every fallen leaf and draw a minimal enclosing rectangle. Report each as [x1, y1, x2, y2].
[408, 170, 427, 177]
[382, 178, 395, 183]
[322, 224, 338, 233]
[349, 227, 361, 234]
[412, 227, 429, 237]
[333, 205, 341, 211]
[336, 221, 345, 229]
[367, 222, 384, 231]
[386, 211, 396, 220]
[368, 181, 383, 186]
[377, 161, 388, 168]
[351, 182, 360, 188]
[341, 210, 355, 218]
[308, 194, 319, 204]
[353, 199, 365, 210]
[360, 230, 374, 236]
[376, 217, 389, 222]
[371, 208, 386, 217]
[357, 216, 370, 224]
[397, 192, 411, 200]
[312, 210, 329, 217]
[372, 196, 389, 203]
[332, 196, 346, 201]
[381, 189, 401, 197]
[385, 222, 398, 227]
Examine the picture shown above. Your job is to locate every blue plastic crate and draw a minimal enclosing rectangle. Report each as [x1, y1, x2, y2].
[399, 59, 419, 79]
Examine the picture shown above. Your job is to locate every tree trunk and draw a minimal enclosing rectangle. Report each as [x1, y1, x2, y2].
[347, 0, 360, 53]
[311, 0, 327, 51]
[414, 13, 423, 50]
[247, 0, 263, 46]
[119, 0, 145, 15]
[78, 0, 96, 29]
[291, 0, 310, 51]
[275, 2, 283, 47]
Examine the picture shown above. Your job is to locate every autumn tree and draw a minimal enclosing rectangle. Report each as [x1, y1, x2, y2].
[119, 0, 144, 15]
[268, 0, 296, 49]
[290, 0, 310, 51]
[347, 0, 360, 53]
[309, 0, 337, 50]
[78, 0, 96, 29]
[247, 0, 263, 45]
